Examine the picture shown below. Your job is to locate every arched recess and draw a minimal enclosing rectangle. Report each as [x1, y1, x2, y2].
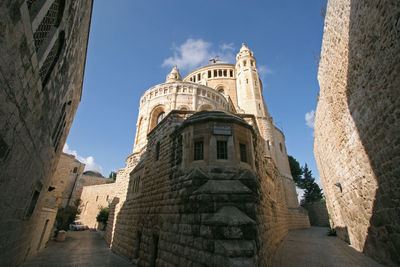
[135, 117, 143, 145]
[215, 85, 226, 94]
[199, 104, 213, 111]
[148, 105, 166, 132]
[177, 105, 190, 111]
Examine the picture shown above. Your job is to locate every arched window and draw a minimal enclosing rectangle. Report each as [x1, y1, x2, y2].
[157, 112, 165, 124]
[149, 106, 166, 132]
[218, 89, 225, 94]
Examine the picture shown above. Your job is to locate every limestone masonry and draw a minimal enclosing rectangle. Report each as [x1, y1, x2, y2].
[80, 44, 310, 266]
[314, 0, 400, 266]
[0, 0, 93, 265]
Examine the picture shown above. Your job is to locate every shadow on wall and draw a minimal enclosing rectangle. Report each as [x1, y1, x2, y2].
[346, 1, 400, 266]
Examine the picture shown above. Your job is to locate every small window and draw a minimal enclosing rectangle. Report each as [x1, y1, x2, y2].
[73, 167, 78, 173]
[243, 60, 247, 67]
[246, 78, 249, 84]
[157, 112, 165, 124]
[106, 195, 109, 201]
[208, 70, 211, 78]
[194, 141, 204, 161]
[26, 190, 40, 218]
[218, 70, 222, 76]
[134, 231, 142, 259]
[197, 73, 201, 81]
[217, 141, 228, 159]
[155, 142, 160, 161]
[267, 140, 270, 151]
[230, 70, 233, 77]
[240, 143, 247, 162]
[96, 196, 98, 201]
[279, 143, 283, 152]
[223, 70, 227, 77]
[214, 70, 217, 77]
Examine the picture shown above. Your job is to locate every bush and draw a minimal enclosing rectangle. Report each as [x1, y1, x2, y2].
[96, 207, 109, 227]
[56, 199, 81, 231]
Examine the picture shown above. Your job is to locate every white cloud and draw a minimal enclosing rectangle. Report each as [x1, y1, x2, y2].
[305, 110, 316, 129]
[258, 65, 273, 76]
[162, 39, 212, 71]
[63, 143, 103, 174]
[220, 42, 234, 51]
[162, 39, 236, 71]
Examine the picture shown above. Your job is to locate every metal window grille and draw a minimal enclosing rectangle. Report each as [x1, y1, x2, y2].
[33, 0, 60, 50]
[217, 141, 228, 159]
[240, 143, 247, 162]
[194, 141, 203, 161]
[39, 31, 64, 85]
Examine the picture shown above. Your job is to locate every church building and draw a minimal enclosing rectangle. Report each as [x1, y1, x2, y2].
[80, 44, 310, 266]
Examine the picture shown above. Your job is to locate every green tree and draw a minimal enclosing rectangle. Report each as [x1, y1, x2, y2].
[300, 164, 324, 205]
[96, 207, 110, 228]
[55, 199, 81, 231]
[288, 155, 303, 186]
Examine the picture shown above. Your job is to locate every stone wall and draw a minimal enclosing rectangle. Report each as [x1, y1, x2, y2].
[314, 0, 400, 266]
[68, 174, 109, 205]
[0, 1, 93, 265]
[60, 159, 85, 207]
[79, 183, 117, 229]
[106, 111, 309, 266]
[302, 201, 330, 227]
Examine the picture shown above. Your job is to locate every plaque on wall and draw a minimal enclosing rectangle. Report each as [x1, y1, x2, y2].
[213, 125, 232, 135]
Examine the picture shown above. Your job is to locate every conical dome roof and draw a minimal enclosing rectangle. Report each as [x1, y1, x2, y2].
[165, 66, 182, 83]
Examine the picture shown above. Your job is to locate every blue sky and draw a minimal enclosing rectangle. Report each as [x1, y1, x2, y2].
[65, 1, 325, 188]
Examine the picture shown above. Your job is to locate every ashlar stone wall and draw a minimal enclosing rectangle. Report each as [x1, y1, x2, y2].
[314, 0, 400, 265]
[0, 1, 93, 265]
[106, 111, 309, 266]
[79, 183, 117, 229]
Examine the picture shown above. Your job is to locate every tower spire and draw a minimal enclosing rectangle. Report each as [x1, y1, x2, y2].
[165, 65, 182, 83]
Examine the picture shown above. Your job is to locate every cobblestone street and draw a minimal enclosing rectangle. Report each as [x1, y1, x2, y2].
[23, 231, 135, 267]
[272, 227, 383, 267]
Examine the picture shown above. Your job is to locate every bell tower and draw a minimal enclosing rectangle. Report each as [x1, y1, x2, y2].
[235, 44, 275, 159]
[235, 43, 269, 117]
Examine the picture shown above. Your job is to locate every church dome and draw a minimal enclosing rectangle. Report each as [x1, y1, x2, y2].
[83, 170, 104, 177]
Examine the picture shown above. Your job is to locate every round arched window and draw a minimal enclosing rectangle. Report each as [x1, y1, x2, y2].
[218, 89, 225, 94]
[157, 112, 165, 124]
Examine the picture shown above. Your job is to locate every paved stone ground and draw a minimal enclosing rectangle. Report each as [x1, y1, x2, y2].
[272, 227, 383, 267]
[23, 231, 135, 267]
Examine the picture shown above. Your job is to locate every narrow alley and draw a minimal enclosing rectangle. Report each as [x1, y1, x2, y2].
[22, 231, 134, 267]
[272, 227, 383, 267]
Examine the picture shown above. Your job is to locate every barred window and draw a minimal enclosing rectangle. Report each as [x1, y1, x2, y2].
[39, 31, 64, 86]
[194, 141, 203, 161]
[240, 143, 247, 163]
[33, 0, 65, 50]
[217, 141, 228, 159]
